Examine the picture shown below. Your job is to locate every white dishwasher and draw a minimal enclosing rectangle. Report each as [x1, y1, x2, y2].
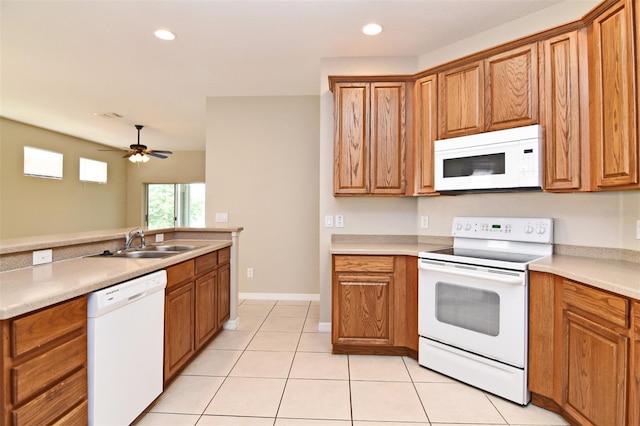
[87, 270, 167, 426]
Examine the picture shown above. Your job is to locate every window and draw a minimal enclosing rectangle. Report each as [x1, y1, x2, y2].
[24, 146, 63, 179]
[79, 158, 107, 183]
[146, 183, 205, 229]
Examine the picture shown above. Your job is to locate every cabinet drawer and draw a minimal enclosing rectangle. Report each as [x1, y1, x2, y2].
[334, 255, 394, 273]
[166, 260, 195, 289]
[11, 297, 86, 358]
[195, 252, 217, 275]
[55, 400, 88, 426]
[11, 333, 86, 404]
[217, 247, 231, 265]
[11, 367, 87, 426]
[562, 279, 629, 328]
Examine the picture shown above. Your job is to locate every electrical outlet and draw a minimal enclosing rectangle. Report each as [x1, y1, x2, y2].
[155, 233, 164, 243]
[420, 216, 429, 229]
[324, 215, 333, 228]
[335, 215, 344, 228]
[247, 267, 254, 278]
[215, 212, 229, 223]
[637, 220, 640, 240]
[33, 249, 52, 265]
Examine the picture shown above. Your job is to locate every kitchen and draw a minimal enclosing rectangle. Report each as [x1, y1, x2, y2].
[2, 0, 640, 424]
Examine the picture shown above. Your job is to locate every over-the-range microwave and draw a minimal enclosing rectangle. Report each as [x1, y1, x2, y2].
[434, 124, 543, 194]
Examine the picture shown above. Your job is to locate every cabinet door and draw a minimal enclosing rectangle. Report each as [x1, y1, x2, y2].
[438, 61, 484, 138]
[195, 270, 217, 349]
[370, 82, 406, 195]
[542, 31, 587, 191]
[332, 273, 393, 345]
[414, 75, 438, 195]
[217, 263, 231, 326]
[485, 43, 538, 130]
[164, 282, 195, 382]
[334, 82, 370, 194]
[563, 310, 628, 426]
[589, 0, 639, 189]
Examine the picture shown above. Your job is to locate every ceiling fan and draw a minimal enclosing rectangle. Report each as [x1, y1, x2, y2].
[101, 125, 173, 162]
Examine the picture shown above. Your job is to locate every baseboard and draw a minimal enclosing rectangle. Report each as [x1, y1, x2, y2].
[239, 292, 320, 301]
[223, 317, 239, 330]
[318, 322, 331, 333]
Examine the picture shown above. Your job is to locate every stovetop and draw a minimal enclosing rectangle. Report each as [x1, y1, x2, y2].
[418, 216, 554, 271]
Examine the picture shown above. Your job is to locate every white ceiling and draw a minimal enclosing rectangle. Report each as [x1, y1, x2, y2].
[2, 0, 575, 152]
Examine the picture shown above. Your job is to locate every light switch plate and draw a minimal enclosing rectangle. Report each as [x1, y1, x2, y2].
[420, 216, 429, 229]
[324, 215, 333, 228]
[33, 249, 52, 265]
[155, 233, 164, 242]
[215, 212, 229, 223]
[335, 215, 344, 228]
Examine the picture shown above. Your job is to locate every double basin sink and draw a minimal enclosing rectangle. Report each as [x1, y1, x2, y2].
[93, 244, 197, 259]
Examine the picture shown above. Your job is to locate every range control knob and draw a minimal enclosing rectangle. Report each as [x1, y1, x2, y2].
[525, 224, 534, 234]
[536, 224, 546, 234]
[465, 223, 472, 231]
[455, 222, 463, 230]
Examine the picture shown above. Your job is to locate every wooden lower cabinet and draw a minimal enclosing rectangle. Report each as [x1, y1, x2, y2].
[632, 301, 640, 426]
[0, 296, 88, 426]
[529, 272, 637, 425]
[164, 247, 231, 384]
[331, 254, 417, 358]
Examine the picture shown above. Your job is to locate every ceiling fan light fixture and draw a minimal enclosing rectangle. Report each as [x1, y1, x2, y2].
[154, 29, 176, 41]
[129, 153, 149, 163]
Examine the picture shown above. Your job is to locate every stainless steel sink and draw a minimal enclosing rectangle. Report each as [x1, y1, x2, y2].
[111, 250, 176, 259]
[142, 245, 197, 252]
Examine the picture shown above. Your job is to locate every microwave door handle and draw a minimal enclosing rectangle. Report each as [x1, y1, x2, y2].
[419, 261, 523, 285]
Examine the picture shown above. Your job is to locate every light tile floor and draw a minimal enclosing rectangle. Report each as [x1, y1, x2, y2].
[138, 299, 568, 426]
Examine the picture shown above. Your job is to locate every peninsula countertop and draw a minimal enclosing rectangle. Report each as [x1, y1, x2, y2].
[0, 240, 230, 319]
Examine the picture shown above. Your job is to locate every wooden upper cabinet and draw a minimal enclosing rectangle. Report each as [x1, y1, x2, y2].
[333, 82, 370, 194]
[589, 0, 639, 189]
[370, 82, 407, 194]
[333, 80, 407, 196]
[485, 43, 539, 130]
[438, 61, 484, 138]
[542, 30, 589, 191]
[414, 75, 438, 195]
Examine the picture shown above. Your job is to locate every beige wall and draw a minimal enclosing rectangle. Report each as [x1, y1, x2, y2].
[205, 96, 320, 297]
[125, 151, 205, 227]
[0, 118, 127, 238]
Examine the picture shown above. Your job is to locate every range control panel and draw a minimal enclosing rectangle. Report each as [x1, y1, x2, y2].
[451, 216, 553, 244]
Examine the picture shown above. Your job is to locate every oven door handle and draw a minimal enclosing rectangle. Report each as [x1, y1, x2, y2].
[419, 261, 524, 285]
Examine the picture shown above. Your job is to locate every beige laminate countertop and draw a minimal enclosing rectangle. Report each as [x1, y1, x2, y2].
[529, 255, 640, 300]
[331, 241, 640, 301]
[0, 240, 231, 320]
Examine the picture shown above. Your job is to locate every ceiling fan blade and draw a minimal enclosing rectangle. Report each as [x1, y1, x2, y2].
[148, 150, 173, 154]
[122, 152, 134, 158]
[147, 152, 168, 159]
[99, 147, 129, 152]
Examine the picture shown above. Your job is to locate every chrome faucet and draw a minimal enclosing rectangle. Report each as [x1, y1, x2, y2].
[125, 227, 146, 250]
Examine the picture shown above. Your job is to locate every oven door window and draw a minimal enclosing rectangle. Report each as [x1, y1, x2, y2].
[435, 282, 500, 336]
[443, 153, 505, 178]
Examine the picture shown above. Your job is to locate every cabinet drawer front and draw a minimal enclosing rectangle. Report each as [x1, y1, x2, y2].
[166, 260, 195, 288]
[11, 367, 87, 426]
[55, 400, 88, 426]
[11, 334, 86, 404]
[195, 252, 217, 275]
[334, 255, 394, 273]
[217, 247, 231, 265]
[562, 279, 629, 328]
[11, 297, 86, 358]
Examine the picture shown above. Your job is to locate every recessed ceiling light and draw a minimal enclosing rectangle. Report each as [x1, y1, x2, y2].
[362, 23, 383, 36]
[154, 29, 176, 41]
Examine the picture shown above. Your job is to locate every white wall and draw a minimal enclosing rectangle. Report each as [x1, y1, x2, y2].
[206, 96, 320, 297]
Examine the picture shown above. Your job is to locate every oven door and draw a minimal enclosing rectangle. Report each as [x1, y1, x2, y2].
[418, 259, 527, 368]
